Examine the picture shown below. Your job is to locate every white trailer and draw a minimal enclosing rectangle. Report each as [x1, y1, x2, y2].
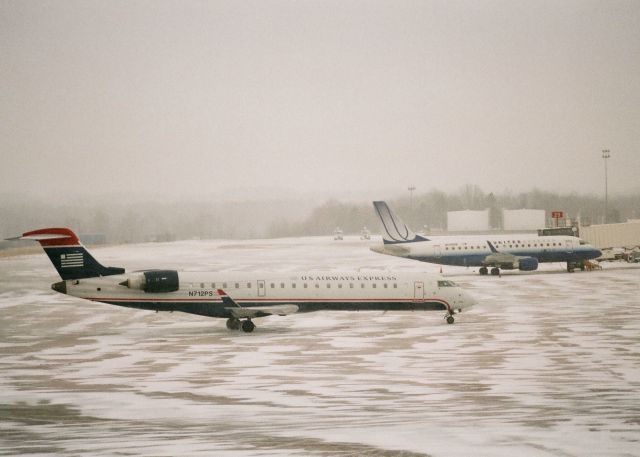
[503, 209, 546, 231]
[447, 210, 490, 231]
[579, 221, 640, 249]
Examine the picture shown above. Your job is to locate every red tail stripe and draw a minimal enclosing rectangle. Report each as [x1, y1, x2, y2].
[22, 228, 81, 247]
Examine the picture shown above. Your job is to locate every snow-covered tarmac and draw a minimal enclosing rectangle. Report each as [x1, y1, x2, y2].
[1, 236, 639, 456]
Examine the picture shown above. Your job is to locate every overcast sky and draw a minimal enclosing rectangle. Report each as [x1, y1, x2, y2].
[2, 0, 639, 202]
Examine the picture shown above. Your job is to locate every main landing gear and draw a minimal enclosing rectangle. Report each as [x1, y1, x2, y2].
[226, 317, 256, 333]
[479, 267, 501, 276]
[566, 261, 586, 273]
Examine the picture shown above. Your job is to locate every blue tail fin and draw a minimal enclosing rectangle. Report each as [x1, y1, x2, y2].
[9, 228, 124, 280]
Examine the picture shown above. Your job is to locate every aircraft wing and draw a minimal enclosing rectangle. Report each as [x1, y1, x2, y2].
[217, 289, 298, 318]
[482, 256, 517, 269]
[225, 304, 299, 318]
[486, 240, 499, 254]
[482, 241, 518, 268]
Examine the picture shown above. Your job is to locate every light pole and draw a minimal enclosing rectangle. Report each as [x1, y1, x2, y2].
[602, 149, 610, 223]
[408, 185, 416, 212]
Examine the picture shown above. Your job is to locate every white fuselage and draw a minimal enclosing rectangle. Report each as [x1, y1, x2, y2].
[372, 234, 601, 268]
[57, 270, 476, 318]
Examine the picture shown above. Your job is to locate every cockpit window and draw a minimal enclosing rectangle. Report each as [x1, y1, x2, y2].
[579, 239, 587, 245]
[438, 280, 457, 287]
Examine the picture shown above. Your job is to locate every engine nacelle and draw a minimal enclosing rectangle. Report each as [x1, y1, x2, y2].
[518, 257, 539, 271]
[120, 270, 179, 293]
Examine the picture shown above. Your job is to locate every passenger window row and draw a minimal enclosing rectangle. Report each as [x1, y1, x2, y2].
[270, 283, 399, 289]
[444, 242, 559, 251]
[186, 282, 401, 290]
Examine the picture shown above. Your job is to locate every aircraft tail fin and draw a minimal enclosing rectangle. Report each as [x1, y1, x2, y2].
[6, 228, 125, 280]
[372, 201, 428, 244]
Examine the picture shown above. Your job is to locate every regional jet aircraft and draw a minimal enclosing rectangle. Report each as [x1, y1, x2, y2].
[7, 228, 476, 332]
[372, 201, 601, 275]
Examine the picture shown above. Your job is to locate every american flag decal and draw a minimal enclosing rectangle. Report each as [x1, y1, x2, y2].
[60, 252, 84, 268]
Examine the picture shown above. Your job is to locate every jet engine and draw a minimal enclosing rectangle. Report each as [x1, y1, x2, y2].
[517, 257, 539, 271]
[120, 270, 179, 293]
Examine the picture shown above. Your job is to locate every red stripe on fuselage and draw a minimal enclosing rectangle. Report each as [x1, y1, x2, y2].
[82, 296, 450, 305]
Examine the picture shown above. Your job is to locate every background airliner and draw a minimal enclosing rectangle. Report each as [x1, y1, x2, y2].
[8, 227, 476, 331]
[372, 201, 601, 275]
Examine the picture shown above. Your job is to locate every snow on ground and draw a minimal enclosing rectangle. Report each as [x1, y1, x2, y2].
[1, 236, 639, 456]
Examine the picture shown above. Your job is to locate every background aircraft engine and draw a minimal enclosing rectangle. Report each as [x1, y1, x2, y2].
[517, 257, 539, 271]
[120, 270, 179, 293]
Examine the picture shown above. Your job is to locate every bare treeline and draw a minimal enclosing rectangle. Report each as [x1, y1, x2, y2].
[0, 195, 311, 246]
[0, 187, 638, 246]
[268, 186, 639, 237]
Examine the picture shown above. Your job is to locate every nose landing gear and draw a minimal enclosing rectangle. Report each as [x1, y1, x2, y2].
[444, 309, 456, 324]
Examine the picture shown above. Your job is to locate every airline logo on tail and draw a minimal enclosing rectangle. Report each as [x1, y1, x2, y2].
[60, 252, 84, 268]
[5, 228, 124, 280]
[373, 201, 428, 244]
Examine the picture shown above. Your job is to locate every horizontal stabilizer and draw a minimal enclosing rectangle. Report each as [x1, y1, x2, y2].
[5, 233, 72, 241]
[14, 228, 80, 246]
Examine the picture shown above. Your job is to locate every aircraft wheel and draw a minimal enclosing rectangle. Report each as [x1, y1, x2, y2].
[446, 315, 455, 324]
[491, 267, 500, 276]
[479, 267, 488, 275]
[242, 319, 255, 333]
[226, 318, 241, 330]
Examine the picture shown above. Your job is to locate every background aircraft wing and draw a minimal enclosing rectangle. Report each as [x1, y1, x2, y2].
[482, 241, 539, 271]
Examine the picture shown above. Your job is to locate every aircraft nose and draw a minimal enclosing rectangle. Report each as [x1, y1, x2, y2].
[51, 280, 67, 294]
